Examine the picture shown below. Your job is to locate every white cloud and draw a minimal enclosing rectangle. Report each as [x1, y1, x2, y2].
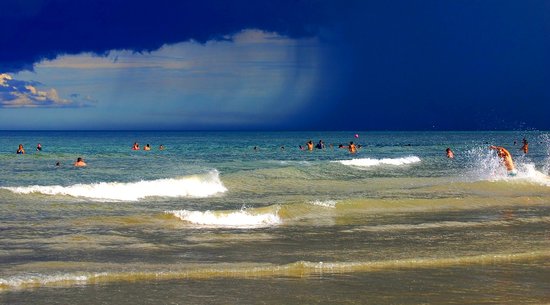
[5, 29, 321, 128]
[0, 74, 95, 108]
[0, 73, 13, 86]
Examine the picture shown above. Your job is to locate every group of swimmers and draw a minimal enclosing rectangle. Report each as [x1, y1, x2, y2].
[16, 143, 88, 167]
[14, 141, 168, 168]
[132, 142, 165, 151]
[16, 143, 43, 154]
[299, 138, 530, 175]
[14, 137, 534, 174]
[301, 137, 530, 177]
[300, 140, 360, 154]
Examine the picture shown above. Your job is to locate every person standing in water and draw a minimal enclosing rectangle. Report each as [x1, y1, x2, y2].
[490, 145, 516, 176]
[316, 140, 325, 149]
[521, 138, 528, 154]
[348, 141, 357, 154]
[16, 144, 25, 154]
[446, 147, 454, 159]
[74, 157, 87, 167]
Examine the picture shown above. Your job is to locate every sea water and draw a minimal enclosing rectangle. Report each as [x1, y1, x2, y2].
[0, 131, 549, 304]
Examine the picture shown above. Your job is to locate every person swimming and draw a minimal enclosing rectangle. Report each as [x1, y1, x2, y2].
[521, 138, 528, 154]
[16, 144, 25, 154]
[36, 143, 42, 151]
[490, 145, 516, 176]
[74, 157, 87, 167]
[316, 140, 325, 149]
[446, 147, 454, 159]
[348, 141, 357, 154]
[132, 142, 140, 150]
[143, 144, 151, 151]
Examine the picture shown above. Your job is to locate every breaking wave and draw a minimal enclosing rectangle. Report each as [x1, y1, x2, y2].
[2, 170, 227, 201]
[335, 156, 421, 168]
[309, 200, 337, 208]
[2, 250, 549, 291]
[166, 207, 281, 228]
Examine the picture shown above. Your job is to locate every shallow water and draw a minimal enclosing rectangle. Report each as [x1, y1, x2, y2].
[1, 131, 549, 304]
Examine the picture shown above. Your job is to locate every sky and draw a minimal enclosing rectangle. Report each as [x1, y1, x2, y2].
[0, 0, 549, 131]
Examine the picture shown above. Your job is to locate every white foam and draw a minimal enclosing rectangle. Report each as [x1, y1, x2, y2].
[335, 156, 421, 168]
[3, 171, 227, 201]
[502, 163, 550, 187]
[466, 147, 550, 187]
[0, 272, 106, 289]
[310, 200, 337, 208]
[167, 208, 281, 228]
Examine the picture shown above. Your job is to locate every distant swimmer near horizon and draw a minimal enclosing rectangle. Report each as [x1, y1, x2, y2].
[521, 138, 528, 154]
[16, 144, 25, 154]
[74, 157, 87, 167]
[490, 145, 516, 176]
[347, 141, 357, 154]
[446, 147, 454, 159]
[316, 140, 325, 149]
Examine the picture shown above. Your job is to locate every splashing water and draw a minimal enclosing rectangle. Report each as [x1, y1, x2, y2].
[465, 145, 550, 186]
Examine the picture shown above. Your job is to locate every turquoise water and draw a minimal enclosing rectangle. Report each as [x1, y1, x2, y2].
[1, 131, 549, 304]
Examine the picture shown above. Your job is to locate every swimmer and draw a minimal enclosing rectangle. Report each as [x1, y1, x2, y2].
[490, 145, 516, 175]
[132, 142, 139, 150]
[348, 141, 357, 154]
[446, 147, 454, 159]
[306, 140, 314, 151]
[520, 138, 528, 154]
[159, 144, 165, 150]
[36, 143, 42, 151]
[16, 144, 25, 154]
[316, 140, 325, 149]
[143, 144, 151, 151]
[74, 157, 87, 167]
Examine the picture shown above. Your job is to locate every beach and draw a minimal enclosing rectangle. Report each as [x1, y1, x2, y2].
[1, 131, 549, 304]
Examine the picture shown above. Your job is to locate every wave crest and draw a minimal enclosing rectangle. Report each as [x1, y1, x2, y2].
[335, 156, 421, 168]
[166, 208, 281, 228]
[3, 171, 227, 201]
[2, 250, 549, 290]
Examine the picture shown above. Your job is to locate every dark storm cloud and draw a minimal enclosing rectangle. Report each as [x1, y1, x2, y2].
[2, 0, 549, 130]
[312, 0, 550, 130]
[0, 0, 343, 72]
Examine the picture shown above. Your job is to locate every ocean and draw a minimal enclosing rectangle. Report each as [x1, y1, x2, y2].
[1, 131, 549, 304]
